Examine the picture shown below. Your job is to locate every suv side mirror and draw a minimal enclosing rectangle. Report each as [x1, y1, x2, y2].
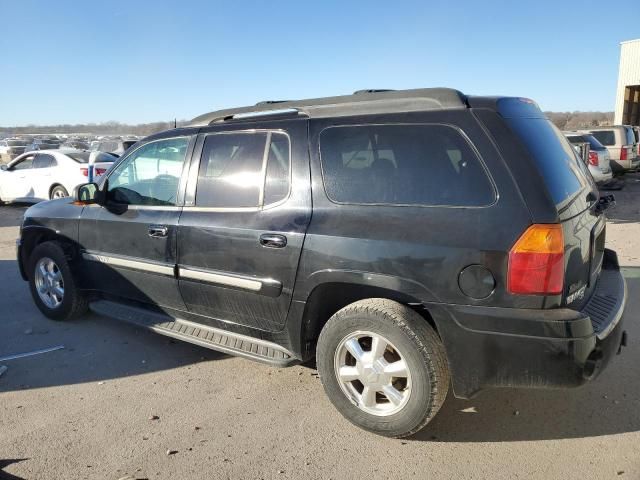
[75, 182, 104, 204]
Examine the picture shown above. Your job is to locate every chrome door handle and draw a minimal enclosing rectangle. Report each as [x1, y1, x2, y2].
[148, 225, 168, 238]
[260, 233, 287, 248]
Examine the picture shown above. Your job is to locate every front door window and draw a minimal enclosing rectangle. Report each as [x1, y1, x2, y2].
[106, 137, 189, 206]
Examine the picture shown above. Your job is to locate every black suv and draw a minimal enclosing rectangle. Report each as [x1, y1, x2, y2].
[17, 89, 628, 437]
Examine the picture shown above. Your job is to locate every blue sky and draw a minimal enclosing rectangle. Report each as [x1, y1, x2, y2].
[1, 0, 638, 126]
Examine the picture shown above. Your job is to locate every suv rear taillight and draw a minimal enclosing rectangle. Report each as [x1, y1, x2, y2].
[588, 151, 598, 166]
[620, 146, 628, 161]
[508, 224, 564, 295]
[80, 167, 89, 176]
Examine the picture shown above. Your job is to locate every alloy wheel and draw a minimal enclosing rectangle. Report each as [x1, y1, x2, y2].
[334, 330, 411, 416]
[34, 257, 64, 309]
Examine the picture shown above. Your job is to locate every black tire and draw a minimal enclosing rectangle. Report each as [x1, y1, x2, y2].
[28, 241, 88, 321]
[50, 185, 69, 200]
[317, 298, 449, 438]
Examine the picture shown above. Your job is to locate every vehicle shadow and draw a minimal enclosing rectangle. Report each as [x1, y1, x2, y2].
[0, 204, 28, 227]
[0, 257, 227, 395]
[0, 459, 28, 480]
[604, 172, 640, 224]
[410, 269, 639, 443]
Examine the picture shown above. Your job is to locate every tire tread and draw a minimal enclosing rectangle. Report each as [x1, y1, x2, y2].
[317, 298, 450, 437]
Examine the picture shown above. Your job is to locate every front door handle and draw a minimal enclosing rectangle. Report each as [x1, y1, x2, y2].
[260, 233, 287, 248]
[148, 225, 169, 238]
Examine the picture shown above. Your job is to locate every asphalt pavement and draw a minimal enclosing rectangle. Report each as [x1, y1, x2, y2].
[1, 176, 640, 480]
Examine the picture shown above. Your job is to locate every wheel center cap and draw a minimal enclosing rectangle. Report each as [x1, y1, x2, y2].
[362, 362, 384, 385]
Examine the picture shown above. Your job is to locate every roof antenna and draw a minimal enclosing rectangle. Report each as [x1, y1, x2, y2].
[174, 118, 177, 129]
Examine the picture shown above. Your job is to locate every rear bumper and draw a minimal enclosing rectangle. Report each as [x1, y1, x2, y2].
[611, 157, 640, 172]
[431, 249, 628, 399]
[592, 169, 613, 184]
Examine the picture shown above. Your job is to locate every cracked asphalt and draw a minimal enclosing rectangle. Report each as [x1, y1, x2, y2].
[1, 175, 639, 480]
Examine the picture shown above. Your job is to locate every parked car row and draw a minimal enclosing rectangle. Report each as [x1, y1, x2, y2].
[0, 133, 141, 202]
[563, 124, 639, 186]
[0, 150, 117, 203]
[0, 134, 141, 162]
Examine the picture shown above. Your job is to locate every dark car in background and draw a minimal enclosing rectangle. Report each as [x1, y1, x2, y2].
[24, 138, 60, 152]
[17, 88, 627, 438]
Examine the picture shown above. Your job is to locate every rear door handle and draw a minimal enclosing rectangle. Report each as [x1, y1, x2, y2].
[148, 225, 169, 238]
[260, 233, 287, 248]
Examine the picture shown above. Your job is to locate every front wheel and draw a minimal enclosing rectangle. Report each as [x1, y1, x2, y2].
[50, 185, 69, 200]
[28, 241, 88, 321]
[317, 299, 450, 438]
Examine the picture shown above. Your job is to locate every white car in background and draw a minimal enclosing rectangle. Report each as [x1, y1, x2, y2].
[0, 149, 116, 204]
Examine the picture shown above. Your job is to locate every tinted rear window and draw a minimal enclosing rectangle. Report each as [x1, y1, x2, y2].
[66, 152, 90, 163]
[8, 140, 27, 146]
[590, 130, 615, 146]
[319, 124, 495, 207]
[506, 118, 592, 207]
[566, 135, 587, 144]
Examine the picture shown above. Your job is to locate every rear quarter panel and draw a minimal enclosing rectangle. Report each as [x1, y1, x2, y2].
[295, 110, 539, 310]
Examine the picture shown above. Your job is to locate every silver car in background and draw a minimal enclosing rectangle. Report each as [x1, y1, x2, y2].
[0, 138, 29, 163]
[564, 132, 613, 184]
[586, 125, 639, 173]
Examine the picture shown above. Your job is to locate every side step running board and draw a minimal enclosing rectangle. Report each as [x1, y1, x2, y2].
[89, 300, 296, 367]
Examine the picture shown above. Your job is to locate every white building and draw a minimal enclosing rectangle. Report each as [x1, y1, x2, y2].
[615, 39, 640, 126]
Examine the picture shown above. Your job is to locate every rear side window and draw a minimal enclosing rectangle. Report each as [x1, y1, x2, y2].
[590, 130, 615, 146]
[33, 154, 55, 168]
[319, 124, 495, 207]
[195, 132, 291, 208]
[566, 135, 587, 144]
[506, 118, 592, 207]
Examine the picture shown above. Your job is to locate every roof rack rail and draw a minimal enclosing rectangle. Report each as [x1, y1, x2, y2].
[189, 88, 467, 126]
[353, 89, 395, 95]
[255, 100, 294, 106]
[223, 108, 305, 121]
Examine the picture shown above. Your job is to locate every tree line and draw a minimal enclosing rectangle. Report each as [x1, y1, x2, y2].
[545, 111, 614, 130]
[0, 120, 188, 137]
[1, 112, 615, 138]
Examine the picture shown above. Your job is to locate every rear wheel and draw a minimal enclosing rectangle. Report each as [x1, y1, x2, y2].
[317, 298, 450, 438]
[50, 185, 69, 200]
[28, 241, 88, 321]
